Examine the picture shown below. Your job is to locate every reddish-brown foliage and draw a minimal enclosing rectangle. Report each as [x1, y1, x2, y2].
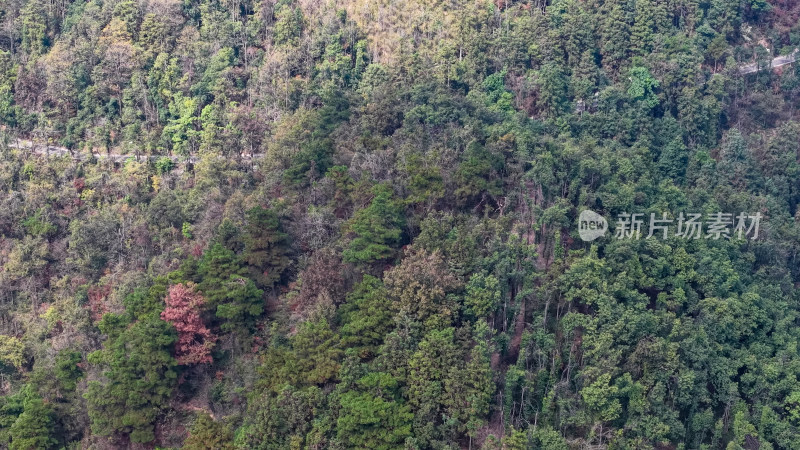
[769, 0, 800, 40]
[87, 284, 111, 321]
[73, 177, 86, 193]
[161, 283, 217, 365]
[287, 249, 347, 315]
[190, 242, 205, 258]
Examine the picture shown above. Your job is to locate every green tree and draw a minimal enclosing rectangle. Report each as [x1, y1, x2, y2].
[84, 314, 177, 443]
[162, 94, 200, 155]
[500, 427, 528, 450]
[243, 206, 291, 288]
[340, 275, 394, 359]
[529, 426, 568, 449]
[464, 272, 501, 320]
[385, 248, 461, 330]
[183, 413, 234, 450]
[627, 66, 660, 108]
[0, 386, 58, 450]
[406, 327, 460, 446]
[0, 336, 24, 371]
[342, 184, 405, 264]
[198, 243, 264, 331]
[454, 140, 503, 207]
[336, 372, 413, 449]
[290, 318, 343, 385]
[581, 374, 622, 423]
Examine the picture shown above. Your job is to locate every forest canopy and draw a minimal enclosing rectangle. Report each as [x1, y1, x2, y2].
[0, 0, 799, 448]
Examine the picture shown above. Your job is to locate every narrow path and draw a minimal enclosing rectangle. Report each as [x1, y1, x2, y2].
[3, 138, 264, 163]
[3, 50, 797, 162]
[739, 48, 798, 74]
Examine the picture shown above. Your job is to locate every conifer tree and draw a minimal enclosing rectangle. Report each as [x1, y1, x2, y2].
[84, 314, 177, 443]
[336, 372, 413, 449]
[340, 275, 394, 359]
[600, 0, 632, 74]
[342, 184, 405, 264]
[198, 243, 264, 331]
[6, 387, 57, 450]
[243, 206, 291, 288]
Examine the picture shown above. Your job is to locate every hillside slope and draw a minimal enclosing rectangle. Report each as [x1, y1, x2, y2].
[0, 0, 799, 448]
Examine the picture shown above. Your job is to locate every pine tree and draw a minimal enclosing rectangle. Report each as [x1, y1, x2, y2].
[7, 387, 58, 450]
[336, 372, 413, 449]
[570, 51, 599, 101]
[454, 140, 504, 206]
[20, 0, 49, 57]
[717, 128, 756, 189]
[340, 275, 394, 359]
[600, 0, 632, 74]
[54, 350, 83, 392]
[290, 318, 343, 385]
[198, 242, 244, 300]
[243, 206, 290, 288]
[406, 327, 460, 446]
[631, 0, 657, 56]
[342, 184, 405, 264]
[84, 314, 177, 443]
[197, 243, 264, 331]
[453, 322, 494, 437]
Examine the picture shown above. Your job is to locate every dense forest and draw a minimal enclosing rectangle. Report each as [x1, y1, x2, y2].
[0, 0, 799, 448]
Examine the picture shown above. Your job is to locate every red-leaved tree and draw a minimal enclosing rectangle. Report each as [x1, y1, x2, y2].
[161, 283, 217, 365]
[87, 284, 111, 322]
